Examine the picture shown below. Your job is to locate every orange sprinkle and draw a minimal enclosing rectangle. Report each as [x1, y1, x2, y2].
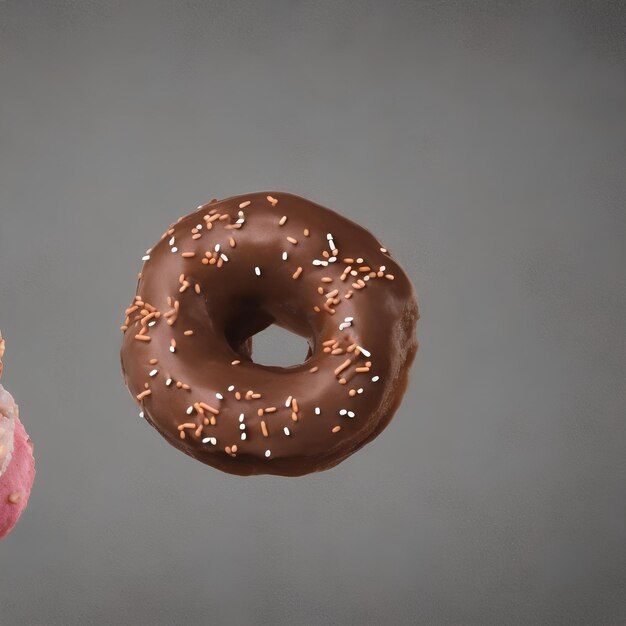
[184, 330, 194, 336]
[268, 196, 279, 206]
[149, 358, 158, 364]
[229, 237, 236, 248]
[331, 348, 344, 355]
[338, 378, 347, 385]
[309, 366, 319, 373]
[323, 339, 336, 346]
[303, 228, 310, 237]
[349, 389, 357, 396]
[278, 215, 287, 225]
[136, 389, 152, 400]
[195, 284, 202, 294]
[182, 252, 196, 258]
[286, 236, 298, 245]
[265, 407, 277, 413]
[231, 360, 241, 365]
[235, 391, 241, 400]
[239, 200, 251, 209]
[292, 266, 303, 279]
[385, 274, 395, 280]
[355, 367, 370, 373]
[199, 402, 219, 415]
[258, 408, 265, 417]
[321, 277, 333, 283]
[332, 425, 341, 433]
[261, 421, 269, 437]
[291, 411, 298, 422]
[135, 335, 151, 342]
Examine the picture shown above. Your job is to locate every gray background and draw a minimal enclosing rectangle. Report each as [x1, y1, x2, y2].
[0, 1, 624, 625]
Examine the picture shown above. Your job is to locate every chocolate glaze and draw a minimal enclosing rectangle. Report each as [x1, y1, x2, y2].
[120, 192, 419, 476]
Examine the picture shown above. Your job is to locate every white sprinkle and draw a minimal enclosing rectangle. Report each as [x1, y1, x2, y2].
[380, 247, 388, 253]
[285, 396, 293, 408]
[216, 393, 224, 400]
[165, 378, 173, 386]
[139, 411, 144, 418]
[283, 427, 291, 436]
[241, 433, 247, 441]
[149, 369, 158, 377]
[328, 256, 337, 263]
[239, 423, 246, 430]
[186, 406, 194, 415]
[371, 375, 380, 382]
[380, 266, 386, 272]
[142, 255, 150, 261]
[364, 275, 370, 281]
[345, 317, 354, 322]
[356, 258, 364, 263]
[169, 346, 175, 353]
[265, 450, 271, 458]
[148, 320, 156, 327]
[169, 237, 175, 245]
[220, 253, 229, 262]
[255, 266, 261, 276]
[312, 259, 328, 267]
[339, 409, 348, 416]
[327, 233, 336, 251]
[357, 346, 371, 358]
[228, 385, 235, 391]
[357, 388, 364, 394]
[347, 411, 355, 418]
[315, 407, 321, 415]
[202, 437, 217, 445]
[282, 251, 288, 261]
[214, 243, 221, 252]
[239, 413, 245, 423]
[171, 246, 178, 253]
[196, 224, 203, 230]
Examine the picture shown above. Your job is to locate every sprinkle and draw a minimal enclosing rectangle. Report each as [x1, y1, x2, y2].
[291, 412, 298, 422]
[241, 433, 247, 440]
[199, 402, 219, 415]
[292, 266, 303, 279]
[356, 346, 371, 357]
[380, 247, 388, 253]
[202, 437, 217, 445]
[229, 237, 236, 248]
[184, 330, 194, 336]
[303, 228, 310, 237]
[171, 247, 178, 253]
[282, 251, 288, 261]
[349, 389, 356, 396]
[285, 396, 292, 408]
[255, 267, 261, 276]
[139, 411, 144, 418]
[332, 426, 341, 433]
[347, 411, 355, 418]
[355, 367, 370, 373]
[327, 233, 336, 250]
[169, 237, 176, 245]
[8, 492, 21, 504]
[315, 407, 321, 415]
[268, 196, 279, 206]
[136, 389, 152, 401]
[231, 360, 241, 365]
[265, 407, 277, 413]
[165, 378, 173, 386]
[339, 409, 348, 416]
[240, 423, 246, 430]
[186, 406, 194, 415]
[334, 359, 351, 376]
[135, 334, 151, 342]
[385, 274, 395, 280]
[286, 236, 298, 245]
[358, 388, 364, 394]
[372, 375, 380, 382]
[228, 385, 235, 391]
[265, 449, 272, 458]
[239, 413, 245, 422]
[312, 260, 328, 267]
[309, 366, 319, 373]
[338, 378, 347, 385]
[261, 421, 268, 437]
[195, 284, 201, 294]
[258, 408, 265, 417]
[220, 253, 229, 262]
[291, 398, 299, 412]
[283, 427, 291, 436]
[239, 200, 251, 209]
[142, 255, 150, 261]
[149, 369, 158, 377]
[279, 215, 287, 225]
[216, 393, 224, 400]
[182, 252, 196, 258]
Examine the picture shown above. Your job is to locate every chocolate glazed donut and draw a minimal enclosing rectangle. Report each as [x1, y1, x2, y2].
[120, 192, 419, 476]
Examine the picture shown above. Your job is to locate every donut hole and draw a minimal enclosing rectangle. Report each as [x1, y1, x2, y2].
[250, 324, 312, 368]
